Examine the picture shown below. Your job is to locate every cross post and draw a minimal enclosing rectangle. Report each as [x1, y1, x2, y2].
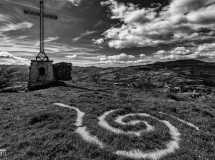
[24, 1, 58, 61]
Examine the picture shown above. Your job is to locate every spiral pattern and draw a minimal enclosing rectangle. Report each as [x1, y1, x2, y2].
[54, 103, 181, 160]
[98, 110, 155, 136]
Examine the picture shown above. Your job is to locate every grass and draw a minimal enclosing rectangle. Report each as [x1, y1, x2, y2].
[0, 82, 214, 160]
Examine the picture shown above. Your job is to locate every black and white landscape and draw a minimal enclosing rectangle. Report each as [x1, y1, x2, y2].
[0, 0, 215, 160]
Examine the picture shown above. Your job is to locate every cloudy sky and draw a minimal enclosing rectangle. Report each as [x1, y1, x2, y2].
[0, 0, 215, 67]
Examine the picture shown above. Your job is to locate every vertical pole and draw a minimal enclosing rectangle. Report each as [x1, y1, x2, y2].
[37, 1, 48, 61]
[40, 1, 44, 53]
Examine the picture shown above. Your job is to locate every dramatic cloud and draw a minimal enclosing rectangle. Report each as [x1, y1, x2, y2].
[96, 0, 215, 49]
[0, 51, 30, 65]
[1, 0, 214, 67]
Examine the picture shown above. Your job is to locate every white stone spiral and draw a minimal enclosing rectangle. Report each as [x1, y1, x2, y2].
[54, 103, 181, 160]
[99, 110, 181, 160]
[98, 110, 155, 136]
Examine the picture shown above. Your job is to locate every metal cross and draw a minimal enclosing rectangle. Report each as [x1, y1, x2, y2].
[24, 1, 58, 61]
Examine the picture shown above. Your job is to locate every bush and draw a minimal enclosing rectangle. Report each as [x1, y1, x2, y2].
[203, 79, 215, 87]
[90, 71, 100, 84]
[136, 76, 153, 90]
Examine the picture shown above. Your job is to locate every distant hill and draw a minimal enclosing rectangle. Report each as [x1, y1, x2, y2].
[153, 59, 205, 65]
[128, 59, 215, 70]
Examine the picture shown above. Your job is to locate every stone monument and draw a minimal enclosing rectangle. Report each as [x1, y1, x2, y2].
[26, 1, 57, 90]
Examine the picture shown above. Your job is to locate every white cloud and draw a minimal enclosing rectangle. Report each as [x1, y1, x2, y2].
[0, 22, 33, 32]
[152, 47, 193, 61]
[84, 42, 215, 66]
[45, 37, 59, 42]
[0, 14, 13, 23]
[0, 51, 30, 65]
[140, 54, 146, 58]
[67, 0, 82, 6]
[96, 55, 107, 61]
[153, 50, 167, 55]
[169, 0, 213, 17]
[35, 37, 59, 47]
[65, 54, 77, 59]
[97, 0, 215, 49]
[0, 33, 100, 62]
[170, 47, 191, 55]
[83, 58, 154, 66]
[73, 30, 98, 42]
[16, 36, 28, 39]
[99, 53, 135, 61]
[150, 44, 215, 61]
[94, 20, 104, 27]
[54, 0, 82, 7]
[0, 46, 38, 53]
[192, 43, 215, 58]
[83, 53, 137, 66]
[87, 46, 196, 66]
[92, 38, 104, 44]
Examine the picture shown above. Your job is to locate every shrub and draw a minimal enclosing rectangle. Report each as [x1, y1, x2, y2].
[90, 71, 100, 84]
[136, 76, 153, 91]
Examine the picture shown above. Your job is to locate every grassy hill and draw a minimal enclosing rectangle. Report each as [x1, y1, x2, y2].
[0, 59, 215, 160]
[0, 82, 215, 160]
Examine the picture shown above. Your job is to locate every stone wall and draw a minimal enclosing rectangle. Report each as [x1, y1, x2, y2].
[28, 60, 55, 90]
[53, 62, 72, 81]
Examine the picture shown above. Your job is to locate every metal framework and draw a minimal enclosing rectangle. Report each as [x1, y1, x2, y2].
[36, 1, 48, 61]
[24, 1, 58, 61]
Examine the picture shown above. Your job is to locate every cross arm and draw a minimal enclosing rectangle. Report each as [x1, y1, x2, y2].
[24, 9, 58, 20]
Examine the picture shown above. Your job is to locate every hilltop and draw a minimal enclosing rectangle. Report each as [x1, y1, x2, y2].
[1, 59, 215, 99]
[0, 59, 215, 160]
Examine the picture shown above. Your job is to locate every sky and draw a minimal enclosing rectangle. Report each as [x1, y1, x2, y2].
[0, 0, 215, 67]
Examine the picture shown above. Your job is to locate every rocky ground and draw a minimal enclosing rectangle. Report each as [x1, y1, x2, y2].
[72, 59, 215, 102]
